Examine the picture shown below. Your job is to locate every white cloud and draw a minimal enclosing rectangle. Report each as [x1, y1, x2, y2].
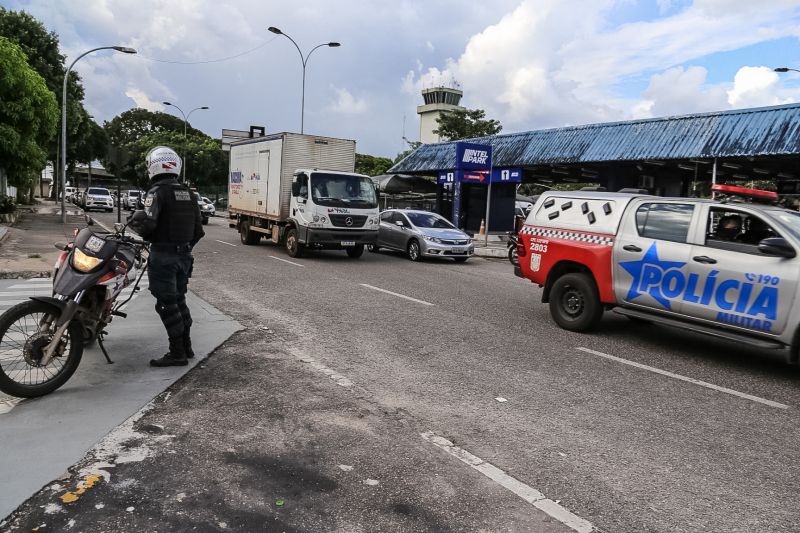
[637, 66, 728, 118]
[425, 41, 435, 52]
[124, 88, 164, 112]
[329, 87, 368, 114]
[727, 66, 792, 108]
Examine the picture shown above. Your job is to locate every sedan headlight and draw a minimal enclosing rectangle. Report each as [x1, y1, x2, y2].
[423, 236, 443, 244]
[72, 248, 103, 272]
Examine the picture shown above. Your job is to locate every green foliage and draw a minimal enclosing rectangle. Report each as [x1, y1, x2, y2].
[433, 108, 502, 141]
[0, 8, 86, 165]
[355, 153, 393, 176]
[103, 111, 227, 191]
[0, 195, 15, 214]
[0, 37, 58, 187]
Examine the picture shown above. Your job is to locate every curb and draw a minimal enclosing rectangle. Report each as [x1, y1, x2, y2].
[0, 271, 52, 279]
[473, 247, 508, 259]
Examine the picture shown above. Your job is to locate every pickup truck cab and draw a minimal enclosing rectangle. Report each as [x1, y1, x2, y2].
[515, 190, 800, 362]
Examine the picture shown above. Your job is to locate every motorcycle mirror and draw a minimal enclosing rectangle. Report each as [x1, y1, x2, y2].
[85, 215, 95, 226]
[54, 242, 68, 251]
[114, 222, 124, 233]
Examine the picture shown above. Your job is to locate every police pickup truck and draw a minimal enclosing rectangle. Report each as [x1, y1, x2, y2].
[515, 187, 800, 363]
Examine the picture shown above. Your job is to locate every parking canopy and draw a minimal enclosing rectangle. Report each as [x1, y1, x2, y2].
[372, 174, 438, 194]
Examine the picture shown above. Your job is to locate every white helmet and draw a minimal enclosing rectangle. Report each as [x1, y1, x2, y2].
[146, 146, 182, 179]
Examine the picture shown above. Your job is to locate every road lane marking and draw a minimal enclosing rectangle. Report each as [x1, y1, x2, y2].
[576, 347, 789, 410]
[7, 284, 54, 289]
[215, 240, 237, 247]
[360, 284, 434, 306]
[269, 256, 305, 267]
[421, 432, 594, 533]
[22, 278, 52, 283]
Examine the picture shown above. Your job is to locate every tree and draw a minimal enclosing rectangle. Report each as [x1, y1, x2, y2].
[0, 37, 58, 191]
[355, 153, 393, 176]
[103, 108, 208, 187]
[433, 108, 502, 141]
[0, 8, 87, 166]
[393, 141, 422, 164]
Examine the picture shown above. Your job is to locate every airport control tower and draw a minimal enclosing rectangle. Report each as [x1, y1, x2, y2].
[417, 84, 464, 144]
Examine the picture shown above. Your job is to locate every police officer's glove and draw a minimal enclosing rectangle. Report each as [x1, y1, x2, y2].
[130, 210, 147, 222]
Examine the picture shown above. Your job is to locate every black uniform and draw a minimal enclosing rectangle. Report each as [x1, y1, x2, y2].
[129, 174, 204, 366]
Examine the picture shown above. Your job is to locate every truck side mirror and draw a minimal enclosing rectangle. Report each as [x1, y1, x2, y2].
[758, 237, 796, 258]
[395, 220, 404, 227]
[291, 182, 300, 196]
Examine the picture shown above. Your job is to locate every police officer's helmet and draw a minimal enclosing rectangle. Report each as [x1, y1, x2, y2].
[146, 146, 182, 179]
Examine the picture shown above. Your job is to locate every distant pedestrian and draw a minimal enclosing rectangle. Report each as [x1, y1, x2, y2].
[129, 146, 205, 367]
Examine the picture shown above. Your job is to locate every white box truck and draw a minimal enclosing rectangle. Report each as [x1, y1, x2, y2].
[228, 133, 379, 258]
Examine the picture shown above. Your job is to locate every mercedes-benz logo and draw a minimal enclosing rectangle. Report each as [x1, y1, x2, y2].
[345, 217, 353, 226]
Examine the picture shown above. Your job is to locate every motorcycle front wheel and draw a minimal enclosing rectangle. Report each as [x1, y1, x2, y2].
[508, 245, 519, 266]
[0, 300, 83, 398]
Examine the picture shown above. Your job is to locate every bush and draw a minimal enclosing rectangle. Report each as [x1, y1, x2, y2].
[0, 195, 16, 214]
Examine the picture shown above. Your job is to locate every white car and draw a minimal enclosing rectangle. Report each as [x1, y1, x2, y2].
[201, 196, 216, 216]
[83, 187, 114, 212]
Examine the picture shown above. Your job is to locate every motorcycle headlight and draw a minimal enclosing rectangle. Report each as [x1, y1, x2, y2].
[72, 248, 103, 272]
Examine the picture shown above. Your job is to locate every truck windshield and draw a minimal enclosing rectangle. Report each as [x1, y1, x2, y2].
[311, 173, 377, 209]
[88, 188, 109, 196]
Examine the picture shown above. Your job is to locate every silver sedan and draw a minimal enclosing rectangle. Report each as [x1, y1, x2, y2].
[370, 209, 474, 262]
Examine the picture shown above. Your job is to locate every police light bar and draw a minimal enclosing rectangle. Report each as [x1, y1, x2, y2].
[712, 184, 778, 202]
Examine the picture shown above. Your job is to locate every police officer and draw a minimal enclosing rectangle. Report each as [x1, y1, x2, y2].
[129, 146, 205, 367]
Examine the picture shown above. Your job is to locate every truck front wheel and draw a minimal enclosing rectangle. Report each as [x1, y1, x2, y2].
[285, 228, 303, 258]
[549, 272, 603, 332]
[346, 244, 364, 258]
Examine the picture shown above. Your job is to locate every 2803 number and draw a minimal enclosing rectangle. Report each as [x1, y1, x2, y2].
[530, 243, 548, 253]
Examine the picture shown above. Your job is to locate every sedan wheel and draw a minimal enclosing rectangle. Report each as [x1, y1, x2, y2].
[407, 240, 421, 262]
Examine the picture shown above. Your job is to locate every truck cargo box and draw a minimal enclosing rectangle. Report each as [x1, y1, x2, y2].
[228, 133, 356, 220]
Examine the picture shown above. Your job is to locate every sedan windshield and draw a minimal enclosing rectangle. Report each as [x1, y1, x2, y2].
[406, 212, 455, 229]
[311, 173, 377, 209]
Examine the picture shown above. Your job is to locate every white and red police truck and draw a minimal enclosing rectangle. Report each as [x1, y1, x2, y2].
[515, 186, 800, 363]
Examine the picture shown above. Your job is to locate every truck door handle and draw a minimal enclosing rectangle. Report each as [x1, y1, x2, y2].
[693, 255, 717, 264]
[623, 245, 642, 252]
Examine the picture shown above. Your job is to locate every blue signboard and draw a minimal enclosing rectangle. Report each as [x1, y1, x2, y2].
[455, 142, 492, 171]
[438, 171, 456, 184]
[492, 167, 522, 183]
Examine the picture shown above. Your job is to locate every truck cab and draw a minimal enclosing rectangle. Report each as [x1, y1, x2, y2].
[516, 190, 800, 363]
[287, 169, 379, 258]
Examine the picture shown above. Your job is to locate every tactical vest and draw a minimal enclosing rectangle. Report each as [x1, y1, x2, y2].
[149, 179, 197, 244]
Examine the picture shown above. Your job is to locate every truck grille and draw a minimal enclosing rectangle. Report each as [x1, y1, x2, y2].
[329, 214, 367, 228]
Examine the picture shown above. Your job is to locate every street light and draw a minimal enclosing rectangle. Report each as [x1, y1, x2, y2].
[61, 46, 136, 222]
[162, 102, 210, 183]
[268, 26, 340, 134]
[774, 67, 800, 73]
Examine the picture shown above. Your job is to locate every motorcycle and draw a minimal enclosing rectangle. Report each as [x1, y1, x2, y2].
[0, 217, 149, 398]
[507, 231, 520, 266]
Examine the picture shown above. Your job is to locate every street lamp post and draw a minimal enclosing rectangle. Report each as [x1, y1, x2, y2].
[162, 102, 209, 184]
[61, 46, 136, 223]
[268, 26, 340, 134]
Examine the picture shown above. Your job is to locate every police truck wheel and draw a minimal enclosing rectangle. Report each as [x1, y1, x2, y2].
[346, 244, 364, 258]
[549, 272, 603, 332]
[285, 228, 302, 258]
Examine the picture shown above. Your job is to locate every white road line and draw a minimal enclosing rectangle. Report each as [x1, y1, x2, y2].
[8, 284, 54, 289]
[576, 347, 789, 410]
[21, 278, 52, 283]
[360, 284, 434, 306]
[421, 432, 594, 533]
[0, 292, 48, 297]
[268, 256, 305, 268]
[0, 300, 26, 306]
[215, 240, 237, 247]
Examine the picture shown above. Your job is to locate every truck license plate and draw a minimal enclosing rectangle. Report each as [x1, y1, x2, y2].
[341, 241, 356, 247]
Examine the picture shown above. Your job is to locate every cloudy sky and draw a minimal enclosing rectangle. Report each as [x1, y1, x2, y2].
[3, 0, 800, 157]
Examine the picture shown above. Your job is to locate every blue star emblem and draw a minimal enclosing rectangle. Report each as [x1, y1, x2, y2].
[619, 242, 686, 310]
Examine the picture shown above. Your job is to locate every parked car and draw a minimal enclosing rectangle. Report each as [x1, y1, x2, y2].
[370, 209, 473, 262]
[200, 196, 216, 216]
[197, 198, 212, 225]
[83, 187, 114, 212]
[63, 186, 76, 202]
[124, 190, 143, 210]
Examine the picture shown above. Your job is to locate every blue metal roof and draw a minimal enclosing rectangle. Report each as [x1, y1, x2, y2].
[390, 103, 800, 174]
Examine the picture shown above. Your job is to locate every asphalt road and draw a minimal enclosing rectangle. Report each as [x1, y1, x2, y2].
[6, 211, 800, 532]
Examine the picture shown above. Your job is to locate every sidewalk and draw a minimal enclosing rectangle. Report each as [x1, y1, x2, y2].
[0, 200, 85, 278]
[472, 233, 509, 258]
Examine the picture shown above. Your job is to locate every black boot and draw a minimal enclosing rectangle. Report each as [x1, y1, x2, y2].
[150, 337, 188, 367]
[183, 330, 195, 359]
